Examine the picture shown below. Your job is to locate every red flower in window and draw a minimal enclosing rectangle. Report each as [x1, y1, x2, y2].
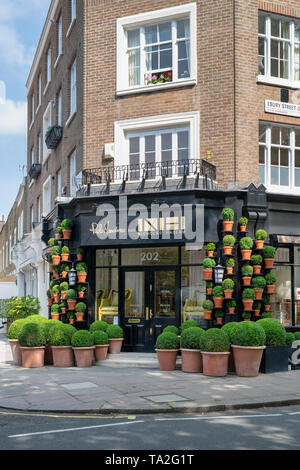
[167, 72, 172, 77]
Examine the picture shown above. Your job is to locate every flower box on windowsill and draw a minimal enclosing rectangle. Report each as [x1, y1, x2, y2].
[145, 71, 173, 86]
[45, 125, 63, 150]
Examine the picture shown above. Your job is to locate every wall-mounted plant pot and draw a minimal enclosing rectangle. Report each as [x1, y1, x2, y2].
[203, 310, 212, 320]
[67, 300, 77, 310]
[264, 305, 271, 311]
[223, 221, 234, 232]
[69, 319, 75, 325]
[224, 246, 233, 255]
[53, 295, 60, 303]
[61, 291, 67, 300]
[254, 310, 260, 317]
[228, 308, 235, 314]
[242, 299, 253, 310]
[226, 267, 233, 275]
[259, 345, 289, 373]
[45, 125, 63, 149]
[255, 240, 265, 249]
[207, 288, 213, 295]
[241, 250, 252, 260]
[264, 258, 274, 269]
[242, 277, 252, 286]
[203, 269, 213, 281]
[254, 289, 263, 300]
[213, 297, 224, 308]
[240, 225, 247, 232]
[62, 229, 72, 240]
[75, 313, 85, 322]
[51, 313, 60, 320]
[216, 318, 223, 325]
[253, 265, 262, 274]
[61, 254, 70, 262]
[77, 273, 87, 283]
[61, 272, 68, 278]
[77, 254, 84, 261]
[266, 284, 275, 294]
[78, 291, 85, 298]
[224, 290, 233, 299]
[48, 299, 53, 306]
[52, 256, 61, 265]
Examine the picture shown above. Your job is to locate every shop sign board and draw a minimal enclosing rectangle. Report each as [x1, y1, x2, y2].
[265, 100, 300, 118]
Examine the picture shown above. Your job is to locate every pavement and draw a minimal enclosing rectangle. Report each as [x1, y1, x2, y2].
[1, 334, 300, 414]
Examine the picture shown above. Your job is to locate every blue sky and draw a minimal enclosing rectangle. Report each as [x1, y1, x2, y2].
[0, 0, 50, 219]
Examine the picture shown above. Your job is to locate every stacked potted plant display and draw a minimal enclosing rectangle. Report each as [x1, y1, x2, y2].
[212, 286, 224, 308]
[242, 288, 255, 311]
[206, 281, 213, 295]
[215, 309, 224, 325]
[61, 246, 70, 262]
[223, 235, 236, 255]
[253, 301, 262, 317]
[226, 258, 235, 274]
[107, 325, 124, 354]
[263, 294, 271, 312]
[61, 219, 73, 239]
[51, 246, 61, 265]
[222, 278, 234, 299]
[180, 327, 204, 373]
[227, 299, 236, 314]
[71, 330, 95, 367]
[56, 226, 63, 239]
[51, 304, 60, 320]
[262, 246, 276, 269]
[77, 285, 87, 298]
[18, 322, 47, 368]
[206, 243, 216, 258]
[231, 321, 266, 377]
[239, 237, 253, 260]
[265, 273, 277, 293]
[203, 258, 216, 280]
[66, 289, 77, 310]
[200, 328, 231, 377]
[76, 247, 85, 261]
[222, 208, 235, 232]
[241, 264, 253, 286]
[202, 299, 214, 320]
[61, 264, 70, 278]
[155, 331, 180, 371]
[250, 254, 263, 274]
[239, 217, 248, 232]
[255, 229, 268, 249]
[76, 262, 88, 283]
[252, 276, 266, 300]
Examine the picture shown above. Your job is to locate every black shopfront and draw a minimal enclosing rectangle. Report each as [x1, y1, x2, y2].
[43, 185, 300, 352]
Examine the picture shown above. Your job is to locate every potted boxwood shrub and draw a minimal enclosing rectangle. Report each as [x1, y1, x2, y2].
[49, 323, 75, 367]
[215, 309, 224, 325]
[66, 289, 77, 310]
[180, 320, 201, 332]
[48, 238, 58, 253]
[263, 294, 271, 311]
[61, 246, 70, 262]
[253, 300, 262, 317]
[77, 247, 85, 261]
[60, 302, 67, 314]
[242, 311, 252, 321]
[52, 285, 61, 303]
[227, 299, 236, 314]
[200, 328, 231, 377]
[77, 284, 87, 298]
[262, 246, 276, 269]
[202, 299, 214, 320]
[231, 321, 266, 377]
[256, 318, 288, 373]
[71, 330, 95, 367]
[252, 276, 266, 300]
[18, 322, 47, 368]
[53, 265, 61, 280]
[223, 235, 236, 255]
[76, 262, 88, 283]
[241, 264, 253, 286]
[163, 325, 180, 336]
[90, 320, 109, 333]
[61, 219, 73, 239]
[61, 264, 70, 278]
[226, 257, 235, 274]
[51, 303, 60, 320]
[221, 322, 240, 373]
[68, 312, 75, 325]
[156, 332, 180, 371]
[107, 325, 124, 354]
[265, 273, 277, 294]
[255, 229, 268, 249]
[7, 319, 27, 365]
[93, 330, 109, 361]
[206, 243, 216, 258]
[75, 302, 87, 321]
[239, 217, 248, 232]
[250, 254, 263, 274]
[242, 288, 255, 310]
[56, 226, 63, 240]
[206, 281, 213, 295]
[51, 245, 61, 265]
[239, 237, 254, 260]
[60, 281, 69, 299]
[222, 278, 234, 299]
[212, 286, 224, 308]
[203, 258, 216, 280]
[180, 327, 205, 373]
[222, 208, 235, 232]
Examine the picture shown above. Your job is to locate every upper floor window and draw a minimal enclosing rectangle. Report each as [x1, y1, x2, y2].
[37, 132, 42, 164]
[70, 59, 77, 116]
[69, 151, 77, 197]
[57, 13, 63, 56]
[30, 93, 34, 125]
[259, 123, 300, 193]
[57, 88, 62, 126]
[258, 13, 300, 85]
[117, 3, 197, 95]
[71, 0, 76, 23]
[46, 47, 51, 85]
[37, 74, 41, 108]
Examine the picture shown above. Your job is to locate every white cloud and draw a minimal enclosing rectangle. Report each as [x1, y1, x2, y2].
[0, 99, 27, 135]
[0, 25, 35, 68]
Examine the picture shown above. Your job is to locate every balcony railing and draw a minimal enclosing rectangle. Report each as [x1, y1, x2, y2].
[82, 159, 217, 189]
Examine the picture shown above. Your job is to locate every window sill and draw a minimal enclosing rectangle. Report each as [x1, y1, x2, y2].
[43, 81, 51, 96]
[28, 179, 34, 189]
[266, 185, 300, 195]
[66, 110, 76, 128]
[257, 75, 300, 90]
[66, 18, 76, 38]
[29, 120, 34, 132]
[116, 79, 197, 96]
[43, 150, 52, 165]
[54, 53, 63, 69]
[35, 104, 41, 116]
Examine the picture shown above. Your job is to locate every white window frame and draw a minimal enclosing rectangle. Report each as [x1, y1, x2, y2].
[46, 47, 51, 87]
[57, 13, 63, 57]
[115, 111, 199, 169]
[57, 168, 62, 197]
[57, 88, 62, 126]
[38, 132, 42, 164]
[18, 212, 23, 242]
[257, 12, 300, 89]
[37, 197, 41, 224]
[259, 122, 300, 195]
[67, 0, 76, 37]
[116, 3, 197, 95]
[69, 151, 77, 197]
[42, 175, 52, 217]
[43, 102, 52, 163]
[69, 59, 77, 118]
[30, 93, 34, 125]
[36, 74, 42, 112]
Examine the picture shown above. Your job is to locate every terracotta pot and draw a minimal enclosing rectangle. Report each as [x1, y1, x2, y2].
[9, 339, 22, 366]
[77, 254, 83, 261]
[156, 349, 178, 371]
[108, 338, 124, 354]
[62, 271, 68, 278]
[78, 291, 85, 298]
[254, 289, 263, 300]
[52, 346, 74, 367]
[231, 345, 266, 377]
[61, 291, 66, 299]
[77, 273, 87, 283]
[264, 305, 271, 312]
[240, 225, 246, 232]
[224, 246, 233, 255]
[44, 343, 53, 365]
[228, 307, 235, 314]
[203, 269, 213, 281]
[181, 349, 202, 373]
[241, 249, 252, 260]
[243, 318, 251, 321]
[228, 348, 236, 373]
[61, 308, 66, 314]
[224, 290, 233, 299]
[53, 272, 60, 280]
[62, 229, 72, 240]
[73, 347, 95, 367]
[264, 258, 274, 269]
[69, 319, 75, 325]
[242, 277, 252, 286]
[255, 240, 264, 249]
[20, 347, 45, 368]
[254, 309, 260, 317]
[223, 221, 234, 232]
[203, 310, 212, 320]
[206, 288, 213, 295]
[67, 300, 76, 310]
[253, 265, 262, 274]
[75, 313, 84, 322]
[48, 298, 53, 306]
[56, 233, 62, 239]
[53, 295, 60, 303]
[51, 313, 60, 321]
[216, 317, 223, 325]
[266, 284, 275, 294]
[201, 351, 230, 377]
[61, 253, 70, 262]
[226, 267, 233, 274]
[242, 299, 254, 310]
[94, 344, 109, 361]
[52, 255, 61, 266]
[213, 297, 224, 308]
[50, 290, 54, 299]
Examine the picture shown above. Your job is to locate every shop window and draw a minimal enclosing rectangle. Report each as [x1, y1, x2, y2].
[122, 247, 178, 265]
[181, 265, 205, 326]
[96, 249, 119, 267]
[181, 246, 205, 264]
[96, 267, 119, 325]
[271, 265, 292, 326]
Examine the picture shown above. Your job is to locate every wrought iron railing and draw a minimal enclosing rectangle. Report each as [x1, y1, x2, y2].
[82, 159, 217, 187]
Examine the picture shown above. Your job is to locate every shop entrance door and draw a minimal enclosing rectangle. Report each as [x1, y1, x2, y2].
[121, 267, 179, 352]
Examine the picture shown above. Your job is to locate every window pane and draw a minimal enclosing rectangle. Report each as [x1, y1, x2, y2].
[296, 130, 300, 148]
[271, 18, 280, 37]
[178, 40, 190, 78]
[128, 29, 140, 48]
[145, 135, 156, 175]
[128, 49, 140, 86]
[145, 25, 157, 44]
[271, 166, 279, 185]
[271, 127, 280, 144]
[145, 46, 158, 71]
[177, 19, 190, 38]
[281, 21, 290, 39]
[280, 42, 289, 60]
[280, 148, 289, 166]
[295, 23, 300, 42]
[259, 124, 267, 142]
[271, 39, 278, 58]
[258, 38, 265, 75]
[295, 169, 300, 187]
[160, 43, 172, 68]
[259, 145, 265, 164]
[178, 130, 189, 149]
[259, 164, 265, 184]
[270, 265, 292, 326]
[280, 167, 289, 186]
[271, 58, 278, 77]
[281, 127, 290, 146]
[130, 137, 139, 154]
[258, 15, 266, 35]
[161, 133, 172, 150]
[295, 149, 300, 167]
[159, 22, 171, 42]
[271, 148, 279, 165]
